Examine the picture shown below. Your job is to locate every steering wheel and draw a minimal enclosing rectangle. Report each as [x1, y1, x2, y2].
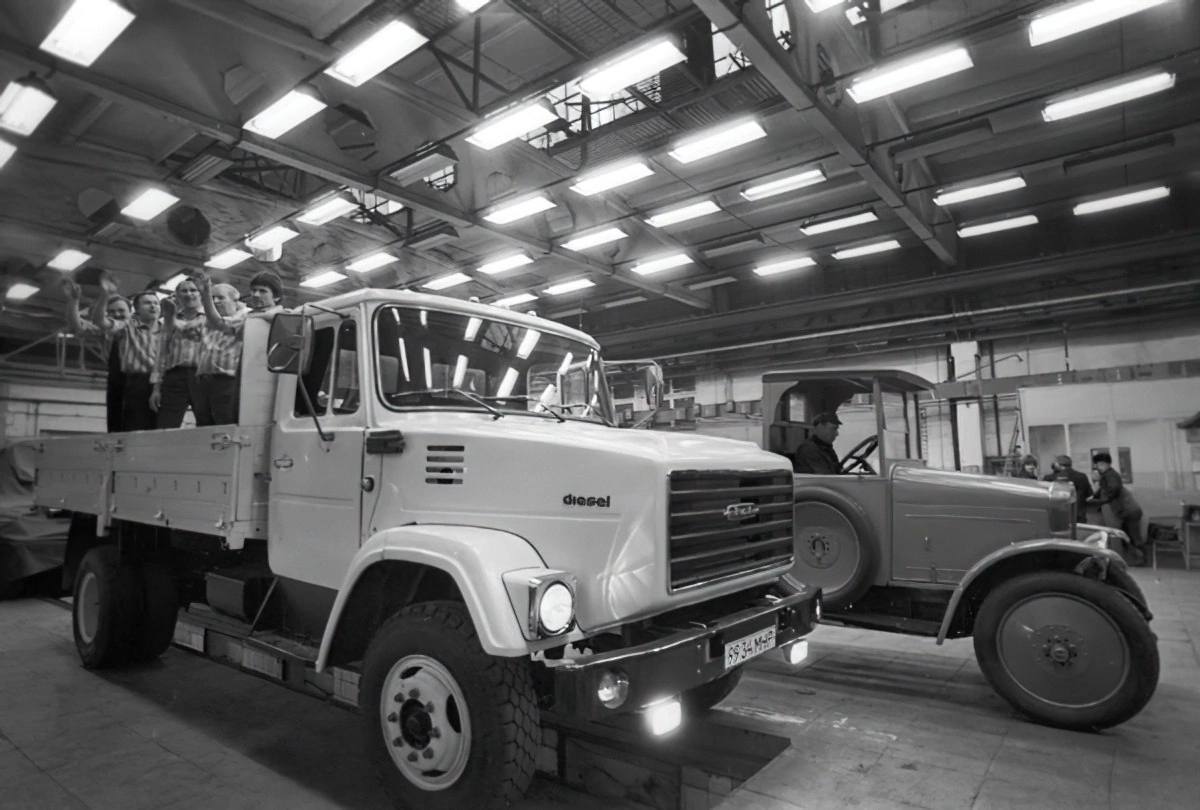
[839, 434, 879, 475]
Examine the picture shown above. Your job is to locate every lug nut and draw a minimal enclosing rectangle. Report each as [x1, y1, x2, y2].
[387, 712, 398, 723]
[425, 702, 435, 713]
[429, 728, 441, 739]
[423, 748, 434, 759]
[407, 752, 418, 762]
[392, 737, 403, 747]
[408, 689, 420, 699]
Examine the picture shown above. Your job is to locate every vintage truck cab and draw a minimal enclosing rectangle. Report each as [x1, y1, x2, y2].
[761, 368, 1158, 731]
[33, 289, 819, 810]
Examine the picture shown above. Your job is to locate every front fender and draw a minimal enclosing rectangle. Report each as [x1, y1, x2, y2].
[315, 524, 548, 670]
[936, 539, 1126, 643]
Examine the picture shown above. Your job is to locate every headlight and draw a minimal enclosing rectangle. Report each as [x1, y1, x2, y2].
[536, 581, 574, 635]
[596, 669, 629, 709]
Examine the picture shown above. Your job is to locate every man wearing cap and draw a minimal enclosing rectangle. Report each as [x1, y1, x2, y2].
[1042, 455, 1092, 515]
[793, 412, 843, 475]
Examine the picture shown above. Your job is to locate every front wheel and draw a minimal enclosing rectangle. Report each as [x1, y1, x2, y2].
[360, 601, 539, 810]
[973, 571, 1158, 730]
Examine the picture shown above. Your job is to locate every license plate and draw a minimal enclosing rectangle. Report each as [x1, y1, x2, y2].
[723, 626, 777, 669]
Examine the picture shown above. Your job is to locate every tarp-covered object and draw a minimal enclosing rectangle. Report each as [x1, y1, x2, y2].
[0, 442, 69, 597]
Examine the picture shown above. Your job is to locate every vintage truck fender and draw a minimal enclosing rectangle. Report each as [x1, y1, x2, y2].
[315, 524, 548, 671]
[936, 538, 1132, 644]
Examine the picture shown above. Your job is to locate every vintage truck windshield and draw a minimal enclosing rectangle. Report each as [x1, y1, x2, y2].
[374, 305, 615, 424]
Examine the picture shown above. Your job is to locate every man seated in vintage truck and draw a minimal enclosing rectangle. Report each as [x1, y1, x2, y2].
[791, 412, 845, 475]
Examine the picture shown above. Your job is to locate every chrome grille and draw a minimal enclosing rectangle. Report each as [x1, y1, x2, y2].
[668, 469, 794, 591]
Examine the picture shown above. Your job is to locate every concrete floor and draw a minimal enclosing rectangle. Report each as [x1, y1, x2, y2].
[0, 565, 1196, 810]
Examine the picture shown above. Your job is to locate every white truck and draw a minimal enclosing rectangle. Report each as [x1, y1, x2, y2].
[33, 288, 819, 810]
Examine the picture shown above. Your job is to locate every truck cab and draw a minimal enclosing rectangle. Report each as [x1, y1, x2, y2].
[34, 289, 820, 810]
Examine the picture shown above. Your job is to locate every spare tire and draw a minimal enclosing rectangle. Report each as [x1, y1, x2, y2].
[780, 487, 877, 610]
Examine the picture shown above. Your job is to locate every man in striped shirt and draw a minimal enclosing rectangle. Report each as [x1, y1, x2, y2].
[97, 274, 161, 432]
[186, 277, 247, 425]
[151, 278, 205, 428]
[63, 279, 130, 432]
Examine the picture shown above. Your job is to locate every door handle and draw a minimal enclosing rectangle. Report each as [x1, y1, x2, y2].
[272, 455, 294, 469]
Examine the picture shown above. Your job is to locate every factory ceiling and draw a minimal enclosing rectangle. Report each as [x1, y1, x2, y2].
[1, 0, 1198, 376]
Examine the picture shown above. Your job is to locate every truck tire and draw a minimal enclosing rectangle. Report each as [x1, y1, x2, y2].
[360, 601, 538, 810]
[682, 667, 744, 713]
[973, 571, 1159, 731]
[131, 562, 179, 662]
[782, 489, 876, 610]
[73, 546, 142, 669]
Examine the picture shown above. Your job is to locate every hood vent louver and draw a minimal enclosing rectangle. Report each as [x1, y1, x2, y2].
[425, 445, 465, 485]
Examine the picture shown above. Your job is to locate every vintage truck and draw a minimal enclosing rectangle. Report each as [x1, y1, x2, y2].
[758, 369, 1158, 730]
[32, 289, 819, 810]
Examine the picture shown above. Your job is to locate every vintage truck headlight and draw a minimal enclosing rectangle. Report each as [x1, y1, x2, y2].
[537, 581, 574, 635]
[596, 669, 629, 709]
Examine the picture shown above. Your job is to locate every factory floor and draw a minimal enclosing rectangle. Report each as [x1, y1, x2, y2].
[1, 565, 1197, 810]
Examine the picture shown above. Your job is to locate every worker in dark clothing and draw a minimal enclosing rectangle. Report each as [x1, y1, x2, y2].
[1016, 454, 1040, 479]
[1042, 455, 1092, 515]
[1089, 451, 1146, 566]
[793, 412, 843, 475]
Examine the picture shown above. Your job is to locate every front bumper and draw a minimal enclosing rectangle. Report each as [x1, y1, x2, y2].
[547, 585, 820, 720]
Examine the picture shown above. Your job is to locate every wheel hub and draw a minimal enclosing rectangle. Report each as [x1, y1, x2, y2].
[799, 530, 842, 569]
[1031, 625, 1085, 670]
[379, 655, 471, 791]
[400, 700, 434, 748]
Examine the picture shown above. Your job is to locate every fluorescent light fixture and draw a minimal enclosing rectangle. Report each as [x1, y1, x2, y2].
[741, 168, 826, 201]
[957, 214, 1039, 238]
[517, 328, 541, 359]
[754, 256, 817, 276]
[0, 77, 57, 136]
[687, 275, 738, 290]
[1042, 70, 1175, 123]
[246, 224, 300, 251]
[646, 200, 721, 228]
[668, 119, 767, 164]
[1073, 185, 1170, 216]
[832, 239, 902, 260]
[478, 253, 533, 275]
[39, 0, 135, 67]
[0, 138, 16, 170]
[701, 236, 765, 258]
[934, 176, 1026, 206]
[457, 0, 492, 12]
[631, 253, 692, 276]
[6, 282, 39, 301]
[494, 292, 537, 308]
[463, 317, 482, 341]
[544, 278, 595, 295]
[205, 248, 252, 269]
[346, 252, 397, 273]
[452, 354, 468, 388]
[160, 272, 188, 291]
[579, 39, 687, 98]
[244, 88, 326, 139]
[570, 160, 654, 196]
[847, 46, 973, 103]
[1030, 0, 1169, 46]
[48, 249, 91, 271]
[483, 195, 556, 224]
[324, 19, 427, 87]
[560, 227, 628, 252]
[800, 210, 878, 235]
[388, 144, 458, 186]
[121, 188, 179, 221]
[465, 101, 557, 150]
[297, 193, 358, 225]
[496, 367, 520, 398]
[846, 6, 867, 25]
[300, 269, 347, 288]
[424, 272, 471, 291]
[805, 0, 844, 11]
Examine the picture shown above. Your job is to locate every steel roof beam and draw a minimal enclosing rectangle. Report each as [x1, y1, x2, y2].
[692, 0, 957, 265]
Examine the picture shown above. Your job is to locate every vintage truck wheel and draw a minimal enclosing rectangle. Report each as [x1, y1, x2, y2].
[73, 546, 142, 669]
[973, 572, 1159, 731]
[360, 601, 538, 810]
[131, 562, 179, 662]
[682, 666, 744, 712]
[782, 491, 876, 610]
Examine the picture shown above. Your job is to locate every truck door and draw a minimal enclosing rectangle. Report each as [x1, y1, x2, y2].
[268, 316, 367, 589]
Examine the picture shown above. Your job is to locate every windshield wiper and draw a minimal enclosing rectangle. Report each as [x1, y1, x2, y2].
[390, 389, 505, 420]
[474, 394, 567, 423]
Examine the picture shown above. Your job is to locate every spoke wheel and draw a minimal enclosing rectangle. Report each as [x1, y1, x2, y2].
[973, 571, 1159, 730]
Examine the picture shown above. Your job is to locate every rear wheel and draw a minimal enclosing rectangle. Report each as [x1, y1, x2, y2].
[682, 667, 744, 712]
[360, 601, 538, 810]
[973, 571, 1159, 730]
[73, 546, 142, 668]
[131, 562, 178, 662]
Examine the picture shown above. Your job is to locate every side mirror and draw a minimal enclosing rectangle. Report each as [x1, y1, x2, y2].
[266, 312, 313, 374]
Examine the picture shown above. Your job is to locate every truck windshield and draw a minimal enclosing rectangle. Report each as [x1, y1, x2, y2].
[374, 305, 615, 425]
